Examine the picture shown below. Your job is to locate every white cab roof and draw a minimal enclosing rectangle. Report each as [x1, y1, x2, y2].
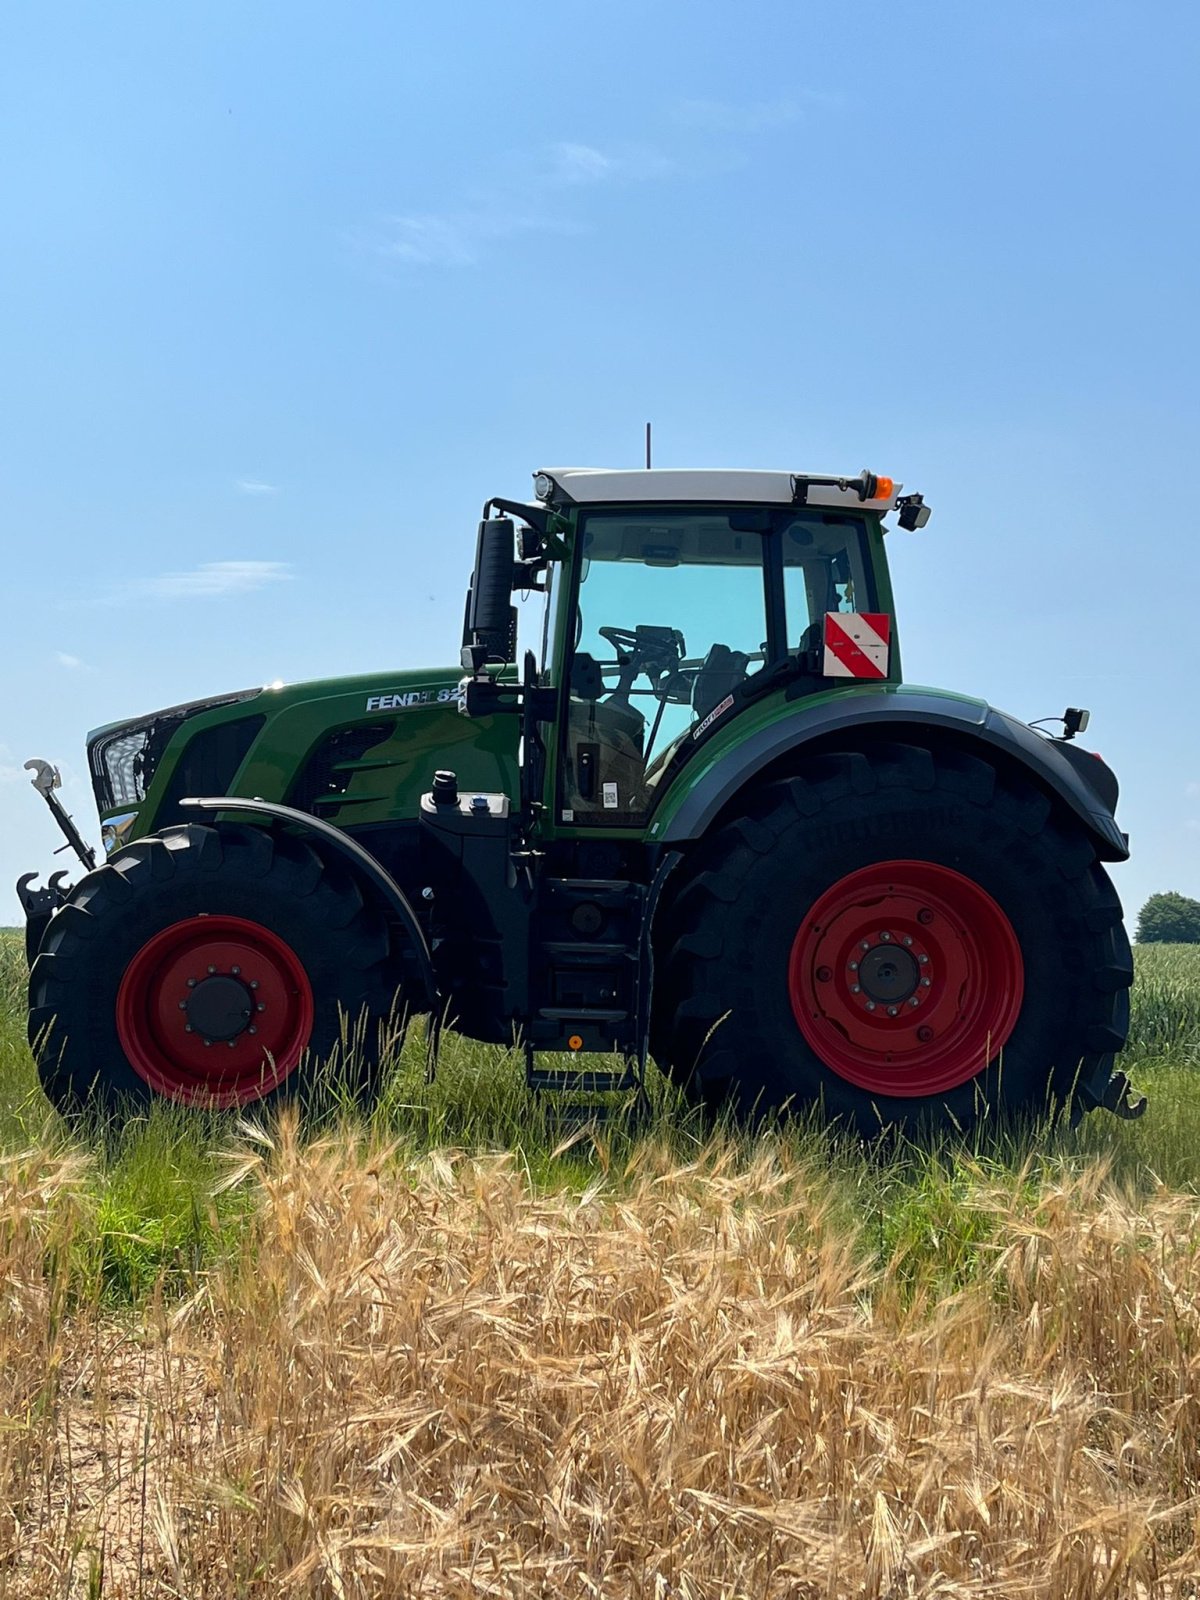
[536, 467, 900, 513]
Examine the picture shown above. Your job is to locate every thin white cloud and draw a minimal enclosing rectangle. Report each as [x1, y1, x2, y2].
[375, 138, 671, 268]
[236, 479, 279, 496]
[107, 561, 293, 604]
[543, 139, 674, 186]
[381, 214, 498, 267]
[55, 651, 86, 670]
[550, 142, 613, 185]
[380, 209, 580, 268]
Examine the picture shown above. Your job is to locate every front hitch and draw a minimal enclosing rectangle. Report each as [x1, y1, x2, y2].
[17, 870, 74, 967]
[23, 759, 96, 872]
[17, 759, 98, 966]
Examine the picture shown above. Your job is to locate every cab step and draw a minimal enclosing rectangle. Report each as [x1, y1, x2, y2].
[527, 1065, 638, 1094]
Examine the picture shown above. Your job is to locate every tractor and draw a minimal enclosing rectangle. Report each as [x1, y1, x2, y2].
[18, 466, 1143, 1134]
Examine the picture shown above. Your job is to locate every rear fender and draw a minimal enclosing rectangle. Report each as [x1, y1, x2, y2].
[653, 689, 1129, 861]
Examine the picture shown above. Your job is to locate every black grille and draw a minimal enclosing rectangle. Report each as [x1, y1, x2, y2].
[156, 716, 266, 822]
[287, 723, 395, 815]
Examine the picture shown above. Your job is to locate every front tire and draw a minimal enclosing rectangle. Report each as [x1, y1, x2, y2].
[30, 823, 400, 1120]
[654, 744, 1132, 1137]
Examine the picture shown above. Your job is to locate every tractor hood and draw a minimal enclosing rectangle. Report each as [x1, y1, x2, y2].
[91, 665, 521, 849]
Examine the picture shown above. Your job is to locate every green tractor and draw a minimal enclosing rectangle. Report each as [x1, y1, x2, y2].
[19, 466, 1142, 1133]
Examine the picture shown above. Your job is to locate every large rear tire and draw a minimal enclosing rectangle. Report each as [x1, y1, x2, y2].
[29, 823, 401, 1120]
[653, 743, 1132, 1136]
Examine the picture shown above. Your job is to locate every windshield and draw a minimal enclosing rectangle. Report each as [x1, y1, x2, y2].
[560, 505, 873, 825]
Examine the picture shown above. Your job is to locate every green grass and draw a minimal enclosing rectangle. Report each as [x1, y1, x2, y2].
[3, 928, 1200, 1306]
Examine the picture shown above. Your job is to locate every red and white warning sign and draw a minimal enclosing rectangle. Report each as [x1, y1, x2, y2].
[823, 612, 891, 680]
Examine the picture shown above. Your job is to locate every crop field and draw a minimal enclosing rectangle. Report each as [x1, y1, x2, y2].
[1, 930, 1199, 1597]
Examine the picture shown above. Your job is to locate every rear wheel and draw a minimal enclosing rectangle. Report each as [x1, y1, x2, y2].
[654, 744, 1132, 1136]
[30, 823, 401, 1120]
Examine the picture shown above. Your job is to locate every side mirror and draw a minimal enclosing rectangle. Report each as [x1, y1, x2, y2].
[466, 517, 518, 665]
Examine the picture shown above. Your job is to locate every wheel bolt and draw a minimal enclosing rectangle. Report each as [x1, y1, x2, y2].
[918, 954, 929, 965]
[178, 1000, 187, 1010]
[184, 1024, 193, 1033]
[866, 1001, 877, 1011]
[903, 935, 913, 947]
[880, 931, 892, 942]
[207, 965, 216, 975]
[231, 965, 240, 976]
[248, 1025, 257, 1036]
[816, 965, 832, 982]
[861, 940, 870, 951]
[228, 1041, 236, 1049]
[887, 1006, 898, 1017]
[203, 1039, 211, 1048]
[849, 960, 859, 972]
[917, 1025, 934, 1043]
[249, 980, 259, 990]
[917, 909, 933, 925]
[921, 977, 931, 988]
[186, 977, 197, 988]
[851, 984, 861, 994]
[256, 1002, 266, 1013]
[908, 997, 920, 1008]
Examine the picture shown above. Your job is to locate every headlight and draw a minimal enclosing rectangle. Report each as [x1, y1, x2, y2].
[101, 811, 139, 856]
[97, 729, 153, 807]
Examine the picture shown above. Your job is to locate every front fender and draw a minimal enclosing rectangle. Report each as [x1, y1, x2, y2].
[652, 687, 1129, 861]
[177, 796, 437, 1002]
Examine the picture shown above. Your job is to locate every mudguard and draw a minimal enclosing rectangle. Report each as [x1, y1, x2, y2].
[654, 688, 1129, 861]
[177, 796, 437, 1001]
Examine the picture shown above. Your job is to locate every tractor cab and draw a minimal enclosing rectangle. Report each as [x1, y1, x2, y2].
[463, 467, 917, 829]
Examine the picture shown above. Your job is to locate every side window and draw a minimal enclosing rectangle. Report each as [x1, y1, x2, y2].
[781, 515, 872, 652]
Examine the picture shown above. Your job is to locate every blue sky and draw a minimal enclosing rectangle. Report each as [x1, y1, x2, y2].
[2, 0, 1198, 924]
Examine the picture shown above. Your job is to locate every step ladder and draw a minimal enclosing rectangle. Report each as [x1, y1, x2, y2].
[524, 877, 650, 1126]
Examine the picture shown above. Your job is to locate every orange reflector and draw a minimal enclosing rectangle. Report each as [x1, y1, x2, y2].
[873, 475, 895, 500]
[568, 1034, 584, 1052]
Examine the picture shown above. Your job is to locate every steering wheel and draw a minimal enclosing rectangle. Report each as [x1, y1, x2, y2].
[598, 625, 689, 704]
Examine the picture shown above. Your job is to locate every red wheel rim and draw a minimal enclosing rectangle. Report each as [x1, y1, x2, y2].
[788, 860, 1024, 1097]
[116, 915, 314, 1107]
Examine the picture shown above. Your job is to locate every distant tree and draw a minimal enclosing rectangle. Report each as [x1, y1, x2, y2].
[1137, 892, 1200, 944]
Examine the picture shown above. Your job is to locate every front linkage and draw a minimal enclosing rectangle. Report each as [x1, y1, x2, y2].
[17, 759, 96, 965]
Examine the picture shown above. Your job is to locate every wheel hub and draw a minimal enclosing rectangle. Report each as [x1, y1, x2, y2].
[183, 973, 255, 1043]
[856, 941, 920, 1004]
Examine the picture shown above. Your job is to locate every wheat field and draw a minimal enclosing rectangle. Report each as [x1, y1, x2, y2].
[1, 930, 1199, 1598]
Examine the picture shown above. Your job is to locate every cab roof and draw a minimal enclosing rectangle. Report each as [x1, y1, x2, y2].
[535, 467, 901, 514]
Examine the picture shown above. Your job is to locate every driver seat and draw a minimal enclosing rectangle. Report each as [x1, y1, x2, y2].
[691, 643, 750, 719]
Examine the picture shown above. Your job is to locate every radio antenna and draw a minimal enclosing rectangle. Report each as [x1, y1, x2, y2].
[645, 422, 652, 469]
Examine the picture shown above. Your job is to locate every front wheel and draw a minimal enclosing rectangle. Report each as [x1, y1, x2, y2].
[653, 743, 1132, 1137]
[30, 823, 402, 1121]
